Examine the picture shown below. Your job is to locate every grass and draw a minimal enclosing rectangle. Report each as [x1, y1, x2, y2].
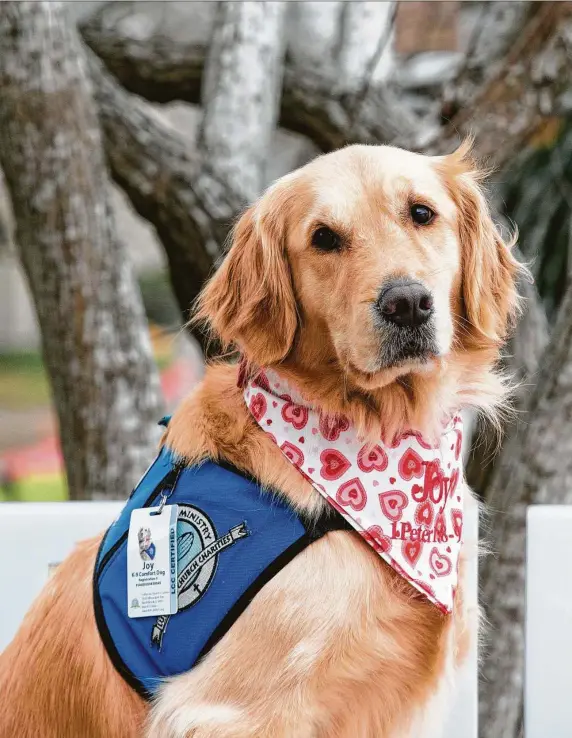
[0, 473, 67, 502]
[0, 328, 175, 411]
[0, 351, 50, 409]
[0, 328, 176, 502]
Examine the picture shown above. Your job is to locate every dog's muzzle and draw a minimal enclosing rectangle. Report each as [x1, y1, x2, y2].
[375, 279, 439, 367]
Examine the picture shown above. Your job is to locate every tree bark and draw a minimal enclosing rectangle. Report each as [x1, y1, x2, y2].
[0, 0, 162, 500]
[478, 262, 572, 736]
[87, 52, 235, 336]
[441, 1, 532, 120]
[198, 1, 287, 203]
[500, 121, 572, 315]
[336, 2, 395, 94]
[466, 273, 549, 495]
[433, 2, 572, 166]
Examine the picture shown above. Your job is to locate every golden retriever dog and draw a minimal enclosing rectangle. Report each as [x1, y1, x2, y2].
[0, 142, 521, 738]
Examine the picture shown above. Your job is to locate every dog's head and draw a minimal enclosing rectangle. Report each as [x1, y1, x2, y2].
[196, 143, 523, 434]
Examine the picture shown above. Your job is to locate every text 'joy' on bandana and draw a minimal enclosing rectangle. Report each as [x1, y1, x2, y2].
[243, 368, 464, 614]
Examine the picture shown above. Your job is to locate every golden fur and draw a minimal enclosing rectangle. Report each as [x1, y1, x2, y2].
[0, 143, 522, 737]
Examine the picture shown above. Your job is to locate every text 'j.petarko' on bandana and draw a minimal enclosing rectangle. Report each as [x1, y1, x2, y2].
[243, 368, 464, 614]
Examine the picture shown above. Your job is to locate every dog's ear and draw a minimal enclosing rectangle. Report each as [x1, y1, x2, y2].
[195, 190, 298, 365]
[439, 141, 524, 351]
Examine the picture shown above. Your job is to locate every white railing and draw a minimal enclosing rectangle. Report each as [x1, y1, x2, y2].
[526, 505, 572, 738]
[0, 501, 123, 649]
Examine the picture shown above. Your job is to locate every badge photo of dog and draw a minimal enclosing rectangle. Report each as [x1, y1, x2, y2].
[138, 527, 156, 562]
[0, 142, 524, 737]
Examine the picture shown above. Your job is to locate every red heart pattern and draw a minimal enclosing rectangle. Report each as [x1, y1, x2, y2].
[282, 400, 308, 430]
[423, 459, 444, 504]
[378, 490, 408, 521]
[454, 428, 463, 460]
[320, 449, 351, 481]
[336, 478, 367, 511]
[364, 525, 392, 554]
[402, 540, 423, 567]
[400, 430, 436, 450]
[319, 414, 350, 441]
[243, 368, 464, 614]
[451, 508, 463, 540]
[280, 441, 304, 468]
[254, 371, 271, 392]
[398, 447, 424, 480]
[448, 468, 460, 500]
[249, 393, 267, 422]
[429, 548, 452, 577]
[414, 499, 434, 527]
[412, 431, 438, 450]
[357, 444, 388, 473]
[434, 510, 447, 541]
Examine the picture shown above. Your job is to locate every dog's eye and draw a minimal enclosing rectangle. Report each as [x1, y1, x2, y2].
[312, 226, 342, 251]
[410, 204, 435, 225]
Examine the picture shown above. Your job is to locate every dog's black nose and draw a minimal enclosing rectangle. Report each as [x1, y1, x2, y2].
[378, 281, 433, 328]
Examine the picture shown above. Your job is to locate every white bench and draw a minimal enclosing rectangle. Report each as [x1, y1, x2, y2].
[526, 505, 572, 737]
[0, 502, 478, 736]
[0, 501, 123, 649]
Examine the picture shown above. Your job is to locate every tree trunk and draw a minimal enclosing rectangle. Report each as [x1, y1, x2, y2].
[478, 263, 572, 737]
[336, 1, 395, 94]
[198, 1, 287, 203]
[288, 2, 343, 79]
[466, 273, 549, 495]
[0, 0, 162, 500]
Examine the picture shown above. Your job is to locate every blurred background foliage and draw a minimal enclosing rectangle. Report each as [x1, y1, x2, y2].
[501, 119, 572, 318]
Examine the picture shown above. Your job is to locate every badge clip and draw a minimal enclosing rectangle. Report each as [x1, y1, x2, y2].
[150, 464, 183, 516]
[151, 490, 170, 516]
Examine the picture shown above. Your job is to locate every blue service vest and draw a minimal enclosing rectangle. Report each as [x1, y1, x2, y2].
[93, 419, 348, 699]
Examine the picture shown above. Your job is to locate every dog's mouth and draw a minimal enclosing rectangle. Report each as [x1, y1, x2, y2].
[378, 323, 440, 370]
[346, 324, 440, 390]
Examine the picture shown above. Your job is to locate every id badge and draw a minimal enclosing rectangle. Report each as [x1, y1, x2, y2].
[127, 504, 178, 618]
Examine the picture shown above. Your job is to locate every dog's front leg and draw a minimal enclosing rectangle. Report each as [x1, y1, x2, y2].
[146, 666, 318, 738]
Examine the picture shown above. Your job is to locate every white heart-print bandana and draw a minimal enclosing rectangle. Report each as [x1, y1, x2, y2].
[243, 368, 464, 614]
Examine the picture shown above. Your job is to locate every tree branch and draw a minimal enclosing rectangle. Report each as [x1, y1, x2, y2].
[82, 1, 572, 167]
[441, 1, 532, 120]
[87, 52, 241, 337]
[433, 2, 572, 167]
[87, 1, 288, 339]
[79, 1, 418, 152]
